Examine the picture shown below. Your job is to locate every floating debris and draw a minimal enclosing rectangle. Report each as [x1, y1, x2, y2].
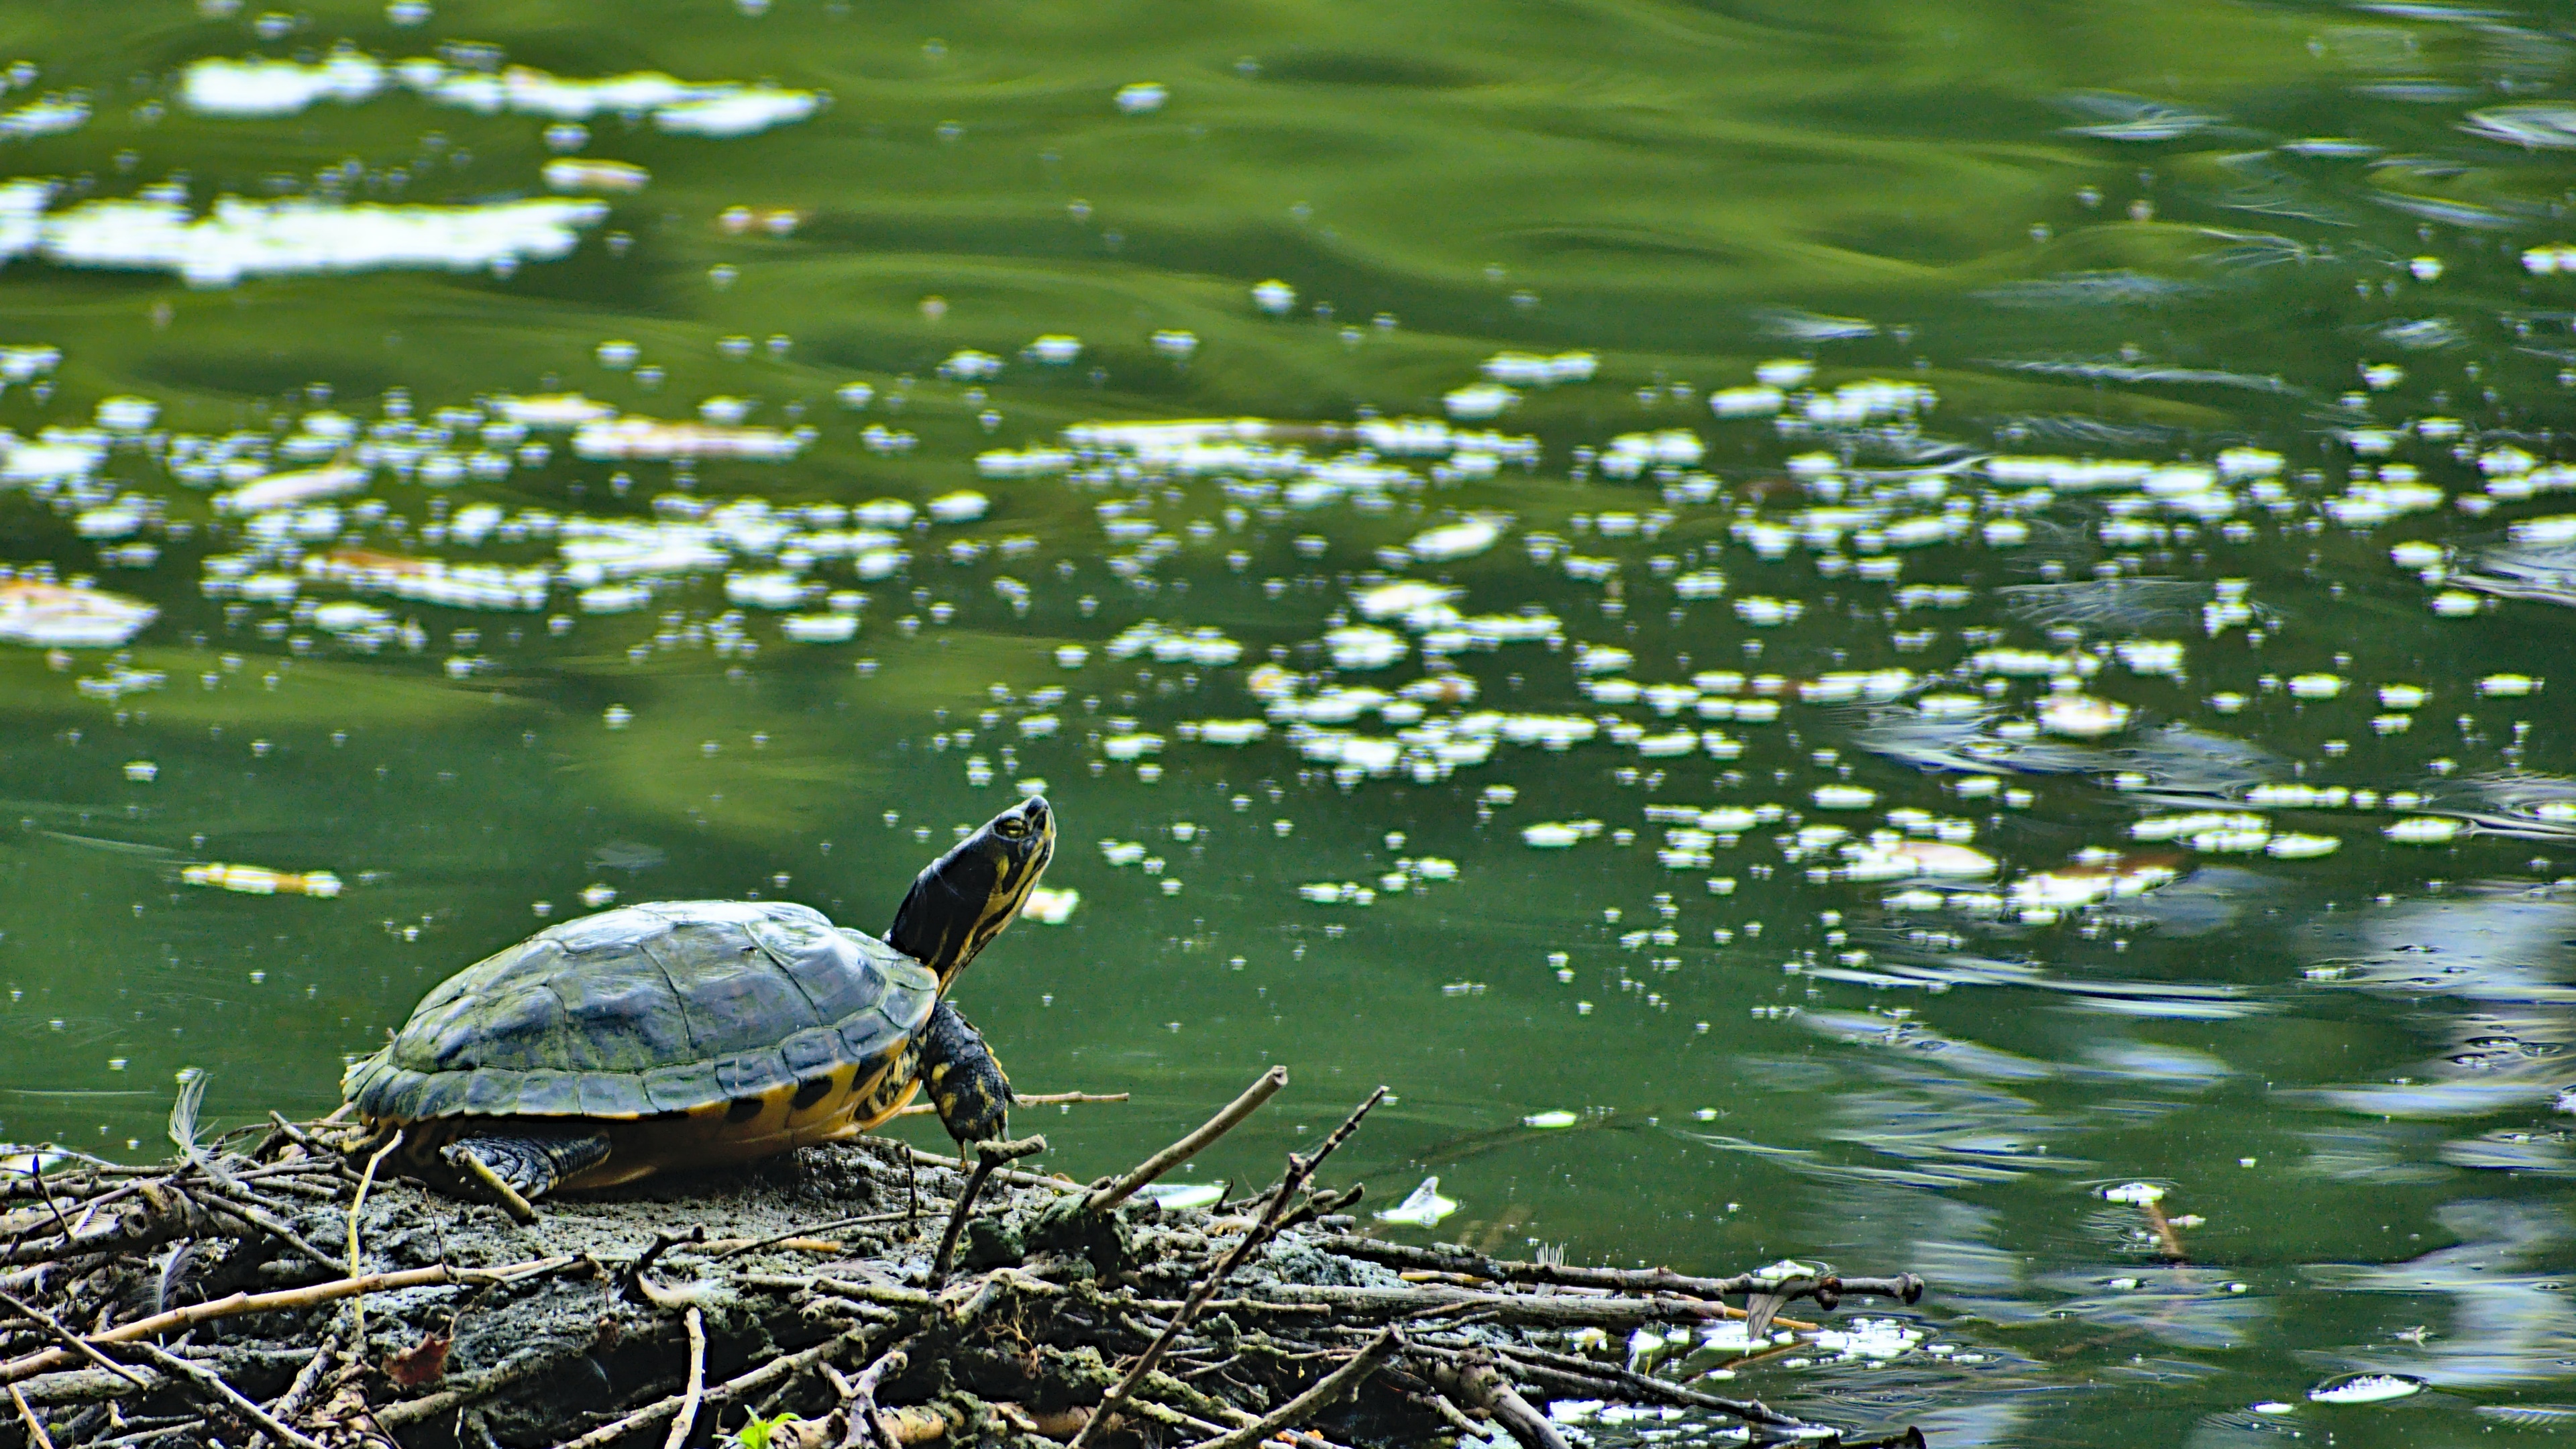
[1375, 1176, 1460, 1228]
[1, 188, 608, 287]
[0, 579, 156, 647]
[2307, 1374, 2425, 1405]
[180, 863, 344, 898]
[542, 158, 650, 193]
[1023, 886, 1080, 924]
[180, 56, 822, 137]
[1113, 82, 1169, 114]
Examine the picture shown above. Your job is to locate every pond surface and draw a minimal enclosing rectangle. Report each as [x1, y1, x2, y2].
[7, 0, 2576, 1442]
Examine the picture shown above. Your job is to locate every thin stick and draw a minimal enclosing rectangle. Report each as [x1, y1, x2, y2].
[261, 1112, 333, 1163]
[1488, 1341, 1811, 1428]
[346, 1130, 402, 1352]
[1085, 1067, 1287, 1214]
[374, 1336, 587, 1429]
[250, 1318, 343, 1449]
[127, 1342, 327, 1449]
[0, 1257, 572, 1384]
[660, 1308, 705, 1449]
[452, 1148, 538, 1226]
[844, 1338, 910, 1449]
[860, 1137, 1078, 1195]
[0, 1287, 147, 1386]
[928, 1136, 1046, 1290]
[710, 1212, 912, 1261]
[1181, 1328, 1402, 1449]
[1068, 1085, 1384, 1449]
[549, 1328, 866, 1449]
[1429, 1348, 1566, 1449]
[188, 1185, 340, 1273]
[7, 1383, 53, 1449]
[1324, 1237, 1921, 1319]
[894, 1090, 1127, 1116]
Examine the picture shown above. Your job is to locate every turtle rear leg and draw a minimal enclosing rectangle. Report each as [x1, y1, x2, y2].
[441, 1131, 610, 1214]
[920, 1000, 1014, 1154]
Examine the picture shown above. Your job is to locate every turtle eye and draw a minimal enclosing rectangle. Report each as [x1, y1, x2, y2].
[993, 817, 1026, 839]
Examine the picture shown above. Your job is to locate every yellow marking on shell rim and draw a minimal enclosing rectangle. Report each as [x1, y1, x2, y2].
[378, 1054, 931, 1195]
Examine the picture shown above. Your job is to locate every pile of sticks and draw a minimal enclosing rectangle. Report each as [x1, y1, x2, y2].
[0, 1069, 1933, 1448]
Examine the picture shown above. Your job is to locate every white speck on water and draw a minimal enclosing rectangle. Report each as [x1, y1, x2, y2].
[2308, 1374, 2423, 1405]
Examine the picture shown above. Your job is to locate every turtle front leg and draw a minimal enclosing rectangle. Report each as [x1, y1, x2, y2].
[441, 1131, 611, 1216]
[920, 1000, 1014, 1152]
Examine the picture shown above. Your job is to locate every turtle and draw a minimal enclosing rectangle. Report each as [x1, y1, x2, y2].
[340, 796, 1055, 1203]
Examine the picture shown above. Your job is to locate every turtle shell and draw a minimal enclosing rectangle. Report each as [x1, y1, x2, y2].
[342, 900, 938, 1124]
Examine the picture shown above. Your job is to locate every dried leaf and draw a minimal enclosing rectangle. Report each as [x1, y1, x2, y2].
[382, 1328, 452, 1390]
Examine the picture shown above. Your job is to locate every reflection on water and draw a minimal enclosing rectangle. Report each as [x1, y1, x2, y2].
[4, 0, 2576, 1441]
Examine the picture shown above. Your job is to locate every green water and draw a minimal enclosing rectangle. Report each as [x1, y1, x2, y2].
[7, 0, 2576, 1441]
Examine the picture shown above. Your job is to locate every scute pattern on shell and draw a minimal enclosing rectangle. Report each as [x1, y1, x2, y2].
[342, 900, 938, 1122]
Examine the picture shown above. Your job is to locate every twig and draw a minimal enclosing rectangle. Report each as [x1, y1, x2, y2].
[710, 1212, 912, 1261]
[1428, 1347, 1565, 1449]
[826, 1336, 910, 1449]
[1378, 1368, 1484, 1439]
[1323, 1237, 1921, 1320]
[0, 1258, 574, 1384]
[1487, 1342, 1810, 1428]
[620, 1228, 706, 1307]
[7, 1383, 53, 1449]
[1086, 1067, 1286, 1214]
[346, 1129, 402, 1351]
[0, 1287, 146, 1387]
[660, 1308, 705, 1449]
[451, 1146, 538, 1226]
[928, 1136, 1046, 1290]
[249, 1318, 343, 1448]
[85, 1421, 208, 1449]
[1068, 1085, 1385, 1449]
[549, 1328, 867, 1449]
[187, 1184, 341, 1273]
[261, 1112, 334, 1165]
[863, 1138, 1077, 1195]
[1182, 1327, 1403, 1449]
[127, 1342, 327, 1449]
[894, 1090, 1127, 1116]
[374, 1336, 590, 1429]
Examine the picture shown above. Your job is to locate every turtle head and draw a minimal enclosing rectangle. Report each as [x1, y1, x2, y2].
[887, 795, 1055, 989]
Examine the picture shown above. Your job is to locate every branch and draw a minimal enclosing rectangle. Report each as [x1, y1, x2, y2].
[1321, 1236, 1921, 1320]
[0, 1287, 146, 1387]
[1182, 1328, 1402, 1449]
[1085, 1067, 1287, 1214]
[1428, 1348, 1564, 1449]
[659, 1309, 705, 1449]
[127, 1342, 327, 1449]
[1067, 1085, 1385, 1449]
[0, 1258, 575, 1384]
[828, 1336, 912, 1449]
[7, 1383, 53, 1449]
[894, 1090, 1128, 1117]
[928, 1136, 1046, 1291]
[548, 1328, 868, 1449]
[1489, 1342, 1811, 1428]
[346, 1129, 404, 1351]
